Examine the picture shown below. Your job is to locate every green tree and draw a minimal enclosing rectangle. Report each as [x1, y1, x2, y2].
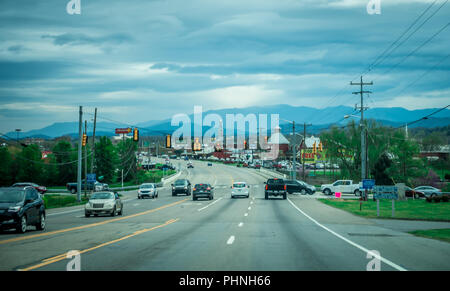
[52, 141, 77, 184]
[16, 144, 43, 184]
[371, 153, 394, 185]
[117, 138, 138, 182]
[95, 137, 117, 183]
[0, 147, 13, 186]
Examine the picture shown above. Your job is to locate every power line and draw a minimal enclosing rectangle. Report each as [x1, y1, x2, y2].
[394, 104, 450, 129]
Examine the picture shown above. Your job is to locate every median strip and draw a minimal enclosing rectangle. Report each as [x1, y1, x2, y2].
[0, 199, 188, 245]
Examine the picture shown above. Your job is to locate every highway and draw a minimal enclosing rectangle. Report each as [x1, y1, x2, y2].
[0, 160, 449, 271]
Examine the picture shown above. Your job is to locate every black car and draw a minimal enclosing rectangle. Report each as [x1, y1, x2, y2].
[193, 184, 214, 201]
[285, 180, 315, 195]
[172, 179, 192, 196]
[0, 187, 46, 233]
[187, 164, 194, 169]
[207, 162, 213, 166]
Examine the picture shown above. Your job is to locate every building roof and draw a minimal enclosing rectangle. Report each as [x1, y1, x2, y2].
[268, 127, 289, 145]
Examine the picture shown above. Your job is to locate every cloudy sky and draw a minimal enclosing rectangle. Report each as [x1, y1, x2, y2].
[0, 0, 449, 132]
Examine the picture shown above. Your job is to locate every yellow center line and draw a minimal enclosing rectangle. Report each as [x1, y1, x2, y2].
[19, 218, 179, 271]
[0, 199, 188, 246]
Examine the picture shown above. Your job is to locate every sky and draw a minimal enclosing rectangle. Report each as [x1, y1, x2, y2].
[0, 0, 449, 132]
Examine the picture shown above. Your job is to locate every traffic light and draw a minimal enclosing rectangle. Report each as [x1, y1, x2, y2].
[133, 128, 139, 142]
[166, 134, 171, 148]
[82, 133, 87, 146]
[312, 141, 317, 155]
[193, 137, 201, 151]
[244, 140, 248, 150]
[319, 142, 323, 152]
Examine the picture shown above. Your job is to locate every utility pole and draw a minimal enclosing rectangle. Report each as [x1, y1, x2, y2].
[292, 121, 296, 180]
[84, 120, 88, 197]
[90, 107, 97, 176]
[77, 106, 83, 202]
[351, 76, 373, 201]
[302, 123, 312, 181]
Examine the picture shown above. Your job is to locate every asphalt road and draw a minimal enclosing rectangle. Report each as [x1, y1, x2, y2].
[0, 160, 449, 271]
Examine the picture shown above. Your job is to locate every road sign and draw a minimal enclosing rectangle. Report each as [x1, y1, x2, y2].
[87, 173, 96, 183]
[115, 128, 132, 134]
[363, 179, 375, 189]
[373, 186, 398, 200]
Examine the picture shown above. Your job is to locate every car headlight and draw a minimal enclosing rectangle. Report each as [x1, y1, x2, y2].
[8, 205, 21, 212]
[85, 202, 90, 208]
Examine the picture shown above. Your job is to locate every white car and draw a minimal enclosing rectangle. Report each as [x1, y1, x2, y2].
[138, 183, 158, 199]
[85, 192, 123, 217]
[414, 186, 441, 198]
[231, 182, 250, 198]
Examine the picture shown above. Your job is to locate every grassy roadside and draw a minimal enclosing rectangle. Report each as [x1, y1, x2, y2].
[43, 194, 89, 209]
[319, 198, 450, 221]
[409, 229, 450, 243]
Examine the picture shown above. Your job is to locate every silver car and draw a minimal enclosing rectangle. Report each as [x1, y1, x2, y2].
[138, 183, 158, 199]
[414, 186, 441, 198]
[85, 192, 123, 217]
[231, 182, 250, 198]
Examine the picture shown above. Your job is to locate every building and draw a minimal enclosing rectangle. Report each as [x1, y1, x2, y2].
[267, 126, 289, 155]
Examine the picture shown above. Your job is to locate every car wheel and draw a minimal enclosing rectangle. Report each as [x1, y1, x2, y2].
[324, 189, 331, 196]
[193, 196, 197, 201]
[354, 190, 361, 196]
[118, 207, 123, 216]
[85, 212, 90, 217]
[301, 189, 306, 195]
[308, 190, 314, 195]
[414, 193, 420, 199]
[110, 207, 116, 217]
[138, 195, 141, 199]
[247, 194, 249, 198]
[71, 188, 76, 194]
[265, 192, 268, 200]
[36, 213, 46, 231]
[283, 193, 287, 200]
[17, 216, 27, 234]
[231, 195, 235, 199]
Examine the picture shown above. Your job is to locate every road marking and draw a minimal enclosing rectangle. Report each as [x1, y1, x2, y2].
[19, 219, 179, 271]
[0, 199, 188, 246]
[133, 203, 139, 207]
[244, 213, 248, 217]
[248, 206, 251, 210]
[250, 201, 253, 205]
[198, 197, 223, 212]
[238, 222, 244, 227]
[286, 198, 407, 271]
[227, 235, 235, 245]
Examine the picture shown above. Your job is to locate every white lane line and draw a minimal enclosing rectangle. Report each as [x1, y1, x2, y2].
[238, 222, 244, 227]
[250, 201, 254, 205]
[198, 197, 223, 211]
[287, 198, 407, 271]
[227, 235, 235, 245]
[133, 203, 140, 207]
[244, 213, 248, 217]
[75, 215, 84, 218]
[248, 206, 252, 210]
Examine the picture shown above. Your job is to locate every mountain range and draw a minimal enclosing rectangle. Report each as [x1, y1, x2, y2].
[6, 105, 450, 139]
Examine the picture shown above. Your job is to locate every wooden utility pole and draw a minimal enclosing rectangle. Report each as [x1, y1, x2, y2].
[351, 76, 373, 201]
[90, 108, 97, 175]
[84, 120, 88, 197]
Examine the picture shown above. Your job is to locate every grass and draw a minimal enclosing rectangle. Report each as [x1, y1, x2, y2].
[43, 194, 89, 209]
[409, 229, 450, 243]
[319, 198, 450, 221]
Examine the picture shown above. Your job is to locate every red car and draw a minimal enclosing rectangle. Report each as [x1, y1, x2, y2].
[405, 186, 424, 199]
[12, 182, 47, 194]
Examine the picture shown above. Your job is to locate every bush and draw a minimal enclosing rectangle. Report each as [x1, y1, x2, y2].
[442, 194, 449, 203]
[432, 196, 441, 203]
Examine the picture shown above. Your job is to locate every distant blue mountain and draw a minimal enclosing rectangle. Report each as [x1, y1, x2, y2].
[8, 105, 450, 139]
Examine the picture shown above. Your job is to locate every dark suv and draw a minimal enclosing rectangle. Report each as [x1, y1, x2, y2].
[193, 184, 214, 201]
[0, 187, 46, 233]
[172, 179, 192, 196]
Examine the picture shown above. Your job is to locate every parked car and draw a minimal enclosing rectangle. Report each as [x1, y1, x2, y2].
[192, 184, 214, 201]
[231, 182, 250, 198]
[85, 192, 123, 217]
[321, 180, 362, 196]
[138, 183, 158, 199]
[207, 162, 213, 166]
[405, 186, 425, 199]
[413, 186, 442, 198]
[12, 182, 47, 194]
[172, 179, 192, 196]
[0, 187, 46, 233]
[285, 180, 315, 195]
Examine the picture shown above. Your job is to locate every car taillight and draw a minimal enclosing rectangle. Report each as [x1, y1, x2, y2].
[193, 188, 196, 191]
[284, 185, 287, 190]
[265, 185, 268, 190]
[207, 187, 211, 190]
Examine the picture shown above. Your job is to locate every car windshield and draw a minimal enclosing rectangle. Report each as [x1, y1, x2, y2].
[90, 192, 114, 200]
[0, 189, 25, 203]
[233, 183, 246, 188]
[140, 184, 154, 189]
[194, 184, 210, 189]
[174, 180, 186, 186]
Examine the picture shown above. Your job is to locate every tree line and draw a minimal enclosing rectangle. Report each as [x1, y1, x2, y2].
[0, 137, 138, 187]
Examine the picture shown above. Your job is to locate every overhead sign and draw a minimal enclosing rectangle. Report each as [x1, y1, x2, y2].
[115, 128, 132, 134]
[373, 186, 398, 200]
[363, 179, 375, 189]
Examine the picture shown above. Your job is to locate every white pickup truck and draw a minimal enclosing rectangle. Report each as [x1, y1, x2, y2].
[321, 180, 362, 196]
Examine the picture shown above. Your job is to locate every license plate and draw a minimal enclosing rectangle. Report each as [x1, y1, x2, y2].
[93, 204, 103, 208]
